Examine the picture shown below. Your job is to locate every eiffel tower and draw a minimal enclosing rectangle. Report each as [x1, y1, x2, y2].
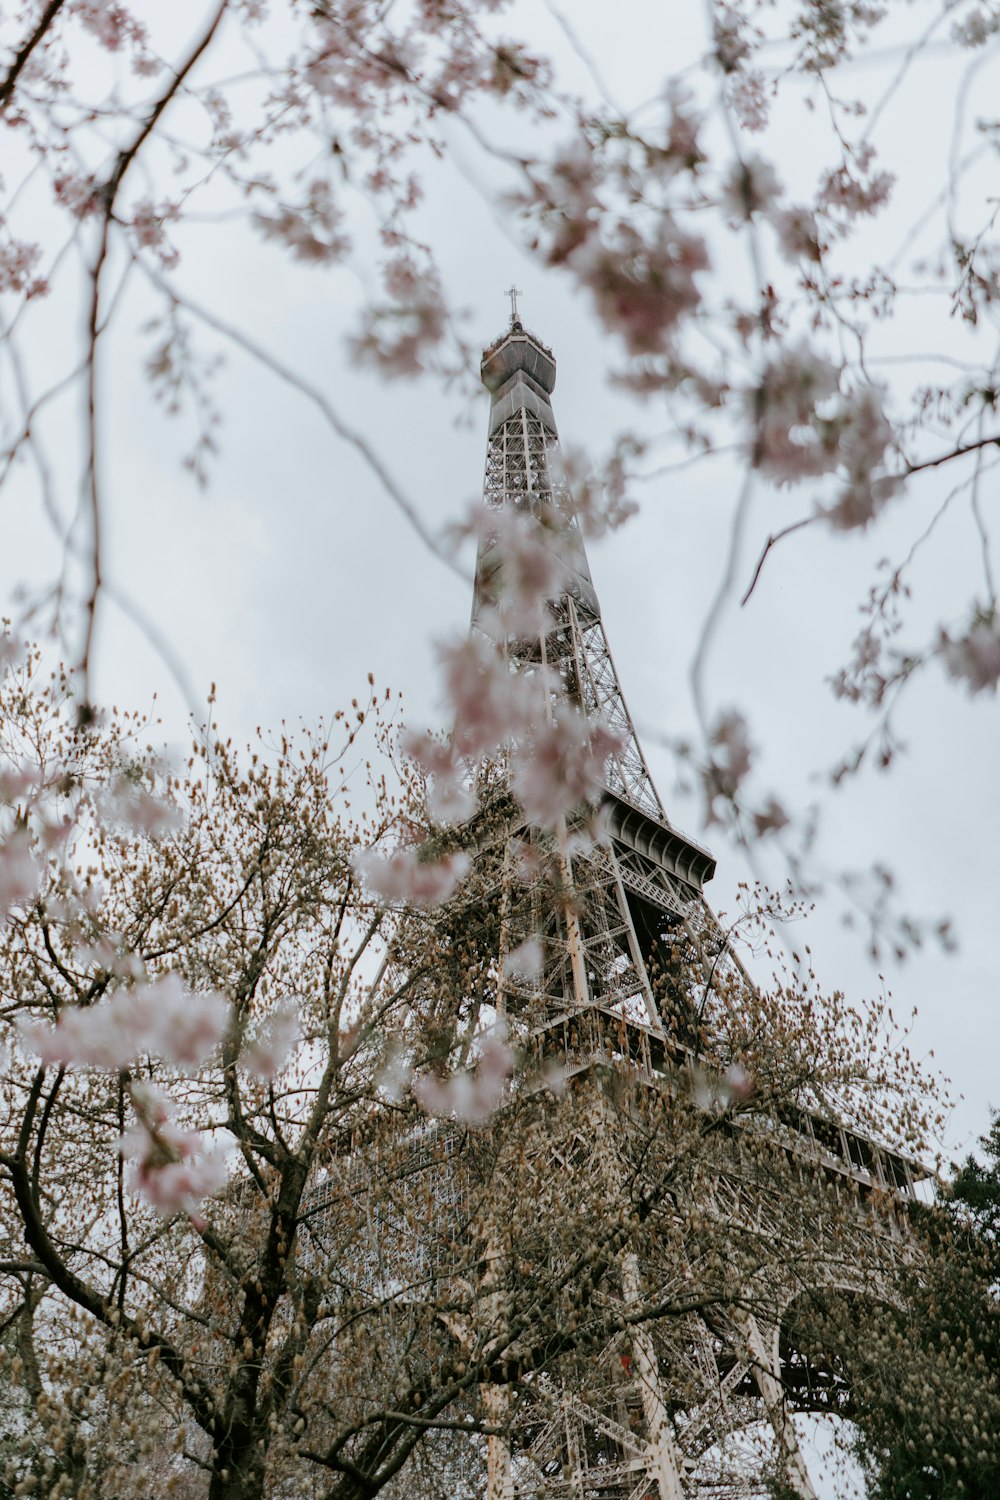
[447, 302, 927, 1500]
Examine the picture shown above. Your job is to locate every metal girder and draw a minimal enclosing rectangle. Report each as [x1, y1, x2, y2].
[440, 323, 924, 1499]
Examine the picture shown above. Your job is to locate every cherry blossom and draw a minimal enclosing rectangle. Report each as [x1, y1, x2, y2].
[817, 149, 895, 220]
[472, 504, 571, 633]
[771, 205, 823, 265]
[120, 1082, 227, 1220]
[702, 710, 753, 825]
[727, 70, 770, 133]
[353, 846, 471, 905]
[402, 729, 476, 824]
[253, 180, 351, 266]
[239, 1007, 298, 1079]
[567, 218, 709, 358]
[822, 387, 900, 530]
[0, 239, 45, 297]
[0, 832, 40, 921]
[70, 0, 148, 56]
[19, 973, 229, 1070]
[437, 635, 539, 759]
[940, 611, 1000, 695]
[99, 774, 183, 838]
[510, 707, 623, 827]
[503, 937, 544, 981]
[412, 1023, 514, 1124]
[747, 344, 841, 484]
[720, 154, 782, 225]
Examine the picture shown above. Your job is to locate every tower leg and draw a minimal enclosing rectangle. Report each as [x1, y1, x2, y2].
[621, 1251, 686, 1500]
[741, 1312, 818, 1500]
[484, 1384, 514, 1500]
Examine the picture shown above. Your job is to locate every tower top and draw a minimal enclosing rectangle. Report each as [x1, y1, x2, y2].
[481, 326, 556, 395]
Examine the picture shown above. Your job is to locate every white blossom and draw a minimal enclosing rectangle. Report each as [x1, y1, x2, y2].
[940, 612, 1000, 694]
[19, 973, 229, 1070]
[239, 1007, 298, 1079]
[120, 1083, 227, 1219]
[353, 846, 471, 905]
[720, 154, 782, 224]
[412, 1023, 514, 1124]
[0, 833, 40, 921]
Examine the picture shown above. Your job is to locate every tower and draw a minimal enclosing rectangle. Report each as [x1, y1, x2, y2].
[460, 309, 926, 1500]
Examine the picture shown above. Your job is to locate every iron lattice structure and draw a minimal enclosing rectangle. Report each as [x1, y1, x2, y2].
[462, 320, 925, 1500]
[300, 319, 927, 1500]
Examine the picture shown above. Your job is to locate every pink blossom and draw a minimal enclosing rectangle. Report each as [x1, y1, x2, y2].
[0, 766, 39, 803]
[19, 974, 229, 1070]
[412, 1024, 514, 1124]
[239, 1007, 298, 1079]
[53, 173, 104, 220]
[510, 707, 622, 826]
[747, 343, 841, 484]
[713, 2, 754, 71]
[551, 447, 639, 539]
[940, 611, 1000, 694]
[128, 200, 180, 268]
[822, 386, 900, 530]
[120, 1083, 227, 1219]
[817, 151, 894, 220]
[727, 71, 770, 133]
[70, 1, 148, 53]
[437, 635, 539, 759]
[771, 205, 823, 264]
[568, 218, 708, 358]
[702, 710, 753, 824]
[0, 239, 45, 297]
[952, 8, 999, 47]
[0, 833, 40, 920]
[350, 258, 446, 377]
[100, 776, 183, 838]
[503, 937, 544, 980]
[720, 154, 782, 224]
[353, 847, 471, 905]
[401, 729, 476, 823]
[253, 180, 351, 265]
[473, 505, 570, 633]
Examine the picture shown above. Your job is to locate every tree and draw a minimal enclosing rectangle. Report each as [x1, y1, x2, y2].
[838, 1114, 1000, 1498]
[0, 644, 955, 1500]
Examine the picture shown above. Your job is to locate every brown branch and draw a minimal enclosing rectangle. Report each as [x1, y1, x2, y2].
[0, 0, 69, 114]
[740, 515, 818, 607]
[78, 0, 230, 706]
[3, 1142, 221, 1437]
[904, 432, 1000, 478]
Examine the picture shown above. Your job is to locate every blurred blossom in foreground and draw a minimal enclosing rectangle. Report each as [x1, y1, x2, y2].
[121, 1082, 227, 1221]
[412, 1023, 515, 1124]
[239, 1006, 298, 1079]
[353, 847, 471, 905]
[19, 973, 229, 1070]
[940, 610, 1000, 695]
[0, 832, 41, 921]
[503, 937, 544, 981]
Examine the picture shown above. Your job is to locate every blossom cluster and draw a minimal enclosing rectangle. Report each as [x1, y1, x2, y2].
[120, 1082, 227, 1223]
[18, 973, 229, 1071]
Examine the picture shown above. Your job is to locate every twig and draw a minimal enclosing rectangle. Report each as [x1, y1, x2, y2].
[740, 516, 816, 607]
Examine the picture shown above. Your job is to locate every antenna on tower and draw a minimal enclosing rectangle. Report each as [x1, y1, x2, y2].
[505, 283, 523, 328]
